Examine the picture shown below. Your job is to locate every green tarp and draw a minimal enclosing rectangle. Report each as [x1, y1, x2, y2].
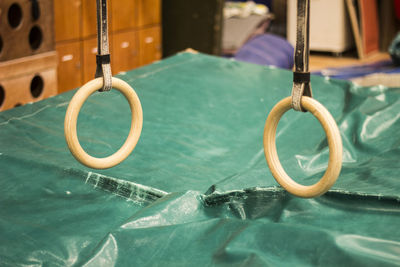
[0, 52, 399, 266]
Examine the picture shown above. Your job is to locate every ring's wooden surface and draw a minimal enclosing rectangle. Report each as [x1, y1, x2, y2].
[64, 77, 143, 169]
[263, 96, 342, 198]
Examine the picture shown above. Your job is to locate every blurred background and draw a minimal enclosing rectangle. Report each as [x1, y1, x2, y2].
[0, 0, 400, 110]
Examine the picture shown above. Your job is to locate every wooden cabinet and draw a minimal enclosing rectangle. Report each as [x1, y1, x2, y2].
[0, 0, 55, 61]
[0, 52, 57, 111]
[0, 0, 57, 110]
[138, 0, 161, 27]
[0, 69, 57, 110]
[112, 31, 140, 74]
[54, 0, 81, 42]
[83, 37, 99, 83]
[139, 26, 161, 66]
[110, 0, 138, 32]
[54, 0, 161, 93]
[56, 41, 82, 93]
[81, 0, 97, 38]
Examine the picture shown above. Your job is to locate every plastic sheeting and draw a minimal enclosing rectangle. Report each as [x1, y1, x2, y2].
[0, 52, 400, 266]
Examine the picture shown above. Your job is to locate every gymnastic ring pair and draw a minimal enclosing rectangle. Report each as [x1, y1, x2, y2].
[64, 78, 342, 198]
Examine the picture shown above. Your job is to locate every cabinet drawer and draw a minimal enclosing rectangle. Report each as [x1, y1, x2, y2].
[54, 0, 81, 42]
[111, 0, 138, 32]
[139, 26, 161, 66]
[82, 0, 97, 38]
[112, 30, 140, 74]
[137, 0, 161, 27]
[56, 41, 82, 93]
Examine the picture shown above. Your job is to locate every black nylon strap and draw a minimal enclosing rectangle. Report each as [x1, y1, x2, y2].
[294, 0, 310, 73]
[293, 71, 310, 84]
[291, 0, 312, 112]
[95, 0, 112, 92]
[96, 54, 111, 65]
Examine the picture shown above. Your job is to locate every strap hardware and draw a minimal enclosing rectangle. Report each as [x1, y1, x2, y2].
[96, 54, 111, 65]
[293, 71, 310, 84]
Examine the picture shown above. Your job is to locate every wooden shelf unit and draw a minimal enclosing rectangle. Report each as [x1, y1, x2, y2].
[0, 0, 57, 111]
[54, 0, 162, 94]
[0, 52, 58, 111]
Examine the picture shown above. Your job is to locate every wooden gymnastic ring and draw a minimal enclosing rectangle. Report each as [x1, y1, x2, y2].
[64, 77, 143, 169]
[263, 96, 342, 198]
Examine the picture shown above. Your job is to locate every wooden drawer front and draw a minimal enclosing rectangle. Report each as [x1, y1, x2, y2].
[137, 0, 161, 27]
[82, 0, 97, 38]
[56, 41, 82, 93]
[112, 31, 139, 74]
[110, 0, 138, 32]
[139, 27, 161, 66]
[54, 0, 81, 42]
[83, 37, 98, 83]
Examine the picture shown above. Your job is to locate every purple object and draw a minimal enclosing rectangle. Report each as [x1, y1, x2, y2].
[234, 34, 294, 69]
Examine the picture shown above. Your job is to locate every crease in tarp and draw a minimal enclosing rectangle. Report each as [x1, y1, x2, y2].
[82, 169, 400, 212]
[0, 152, 168, 206]
[203, 186, 400, 208]
[84, 172, 168, 205]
